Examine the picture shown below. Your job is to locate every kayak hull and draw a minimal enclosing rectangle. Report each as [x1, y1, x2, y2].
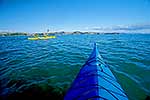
[64, 43, 128, 100]
[28, 36, 56, 40]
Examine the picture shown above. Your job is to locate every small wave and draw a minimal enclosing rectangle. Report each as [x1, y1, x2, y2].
[0, 34, 150, 100]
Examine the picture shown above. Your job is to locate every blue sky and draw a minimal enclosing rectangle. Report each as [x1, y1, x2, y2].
[0, 0, 150, 33]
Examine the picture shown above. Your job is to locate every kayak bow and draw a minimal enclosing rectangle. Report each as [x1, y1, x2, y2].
[64, 43, 128, 100]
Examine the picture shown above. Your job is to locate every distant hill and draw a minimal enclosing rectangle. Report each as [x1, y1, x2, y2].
[0, 32, 28, 36]
[0, 31, 121, 36]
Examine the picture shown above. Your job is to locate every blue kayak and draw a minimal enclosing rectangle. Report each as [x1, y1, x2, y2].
[64, 43, 128, 100]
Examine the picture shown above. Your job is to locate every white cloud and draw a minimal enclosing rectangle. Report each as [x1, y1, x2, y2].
[90, 24, 150, 33]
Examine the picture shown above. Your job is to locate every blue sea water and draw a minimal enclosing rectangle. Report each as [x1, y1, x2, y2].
[0, 34, 150, 100]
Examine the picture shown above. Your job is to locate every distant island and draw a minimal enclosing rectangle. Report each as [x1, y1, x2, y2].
[0, 32, 28, 36]
[0, 31, 120, 36]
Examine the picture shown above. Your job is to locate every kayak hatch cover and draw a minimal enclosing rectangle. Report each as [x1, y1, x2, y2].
[64, 43, 128, 100]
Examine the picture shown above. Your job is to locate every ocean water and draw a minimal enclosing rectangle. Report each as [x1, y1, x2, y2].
[0, 34, 150, 100]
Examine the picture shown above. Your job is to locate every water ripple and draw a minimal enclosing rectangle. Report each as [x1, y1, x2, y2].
[0, 34, 150, 99]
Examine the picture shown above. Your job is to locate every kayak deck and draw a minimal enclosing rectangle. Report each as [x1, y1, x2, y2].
[28, 36, 56, 40]
[64, 43, 128, 100]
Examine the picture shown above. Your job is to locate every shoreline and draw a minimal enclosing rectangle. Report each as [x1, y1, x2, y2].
[0, 31, 150, 36]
